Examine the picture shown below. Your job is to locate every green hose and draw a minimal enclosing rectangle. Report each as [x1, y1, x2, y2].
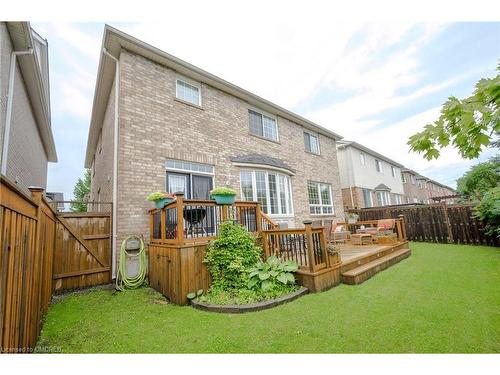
[116, 236, 147, 291]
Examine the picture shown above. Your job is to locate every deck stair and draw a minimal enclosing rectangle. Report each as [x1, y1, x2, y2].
[341, 247, 411, 285]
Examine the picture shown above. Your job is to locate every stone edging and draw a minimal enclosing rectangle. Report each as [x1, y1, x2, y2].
[190, 287, 309, 313]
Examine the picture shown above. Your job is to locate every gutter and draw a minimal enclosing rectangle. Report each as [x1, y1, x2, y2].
[102, 48, 119, 280]
[1, 48, 34, 175]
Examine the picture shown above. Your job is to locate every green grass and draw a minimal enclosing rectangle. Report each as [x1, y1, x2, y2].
[36, 242, 500, 353]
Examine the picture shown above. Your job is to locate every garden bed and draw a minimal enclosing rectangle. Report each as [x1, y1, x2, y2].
[190, 287, 309, 313]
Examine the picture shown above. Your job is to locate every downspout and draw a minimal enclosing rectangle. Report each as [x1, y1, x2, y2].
[347, 148, 355, 208]
[1, 48, 34, 175]
[103, 48, 119, 279]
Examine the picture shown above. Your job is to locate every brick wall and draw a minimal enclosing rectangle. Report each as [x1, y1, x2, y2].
[0, 22, 48, 194]
[110, 49, 344, 254]
[90, 79, 115, 209]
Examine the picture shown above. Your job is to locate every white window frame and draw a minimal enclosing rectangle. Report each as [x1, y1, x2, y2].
[410, 175, 416, 185]
[239, 169, 293, 216]
[248, 107, 279, 142]
[304, 131, 320, 155]
[376, 190, 390, 206]
[394, 194, 402, 205]
[164, 159, 214, 198]
[391, 166, 396, 178]
[175, 76, 202, 106]
[375, 159, 383, 173]
[401, 173, 407, 183]
[308, 181, 334, 216]
[360, 152, 366, 165]
[362, 188, 373, 208]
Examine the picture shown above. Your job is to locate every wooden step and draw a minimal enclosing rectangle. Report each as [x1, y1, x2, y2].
[341, 248, 411, 285]
[340, 242, 409, 273]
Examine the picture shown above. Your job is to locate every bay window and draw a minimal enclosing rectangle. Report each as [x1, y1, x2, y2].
[240, 170, 292, 215]
[308, 181, 334, 215]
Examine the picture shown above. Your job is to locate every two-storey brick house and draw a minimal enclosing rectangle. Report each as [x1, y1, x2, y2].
[401, 168, 456, 204]
[85, 26, 344, 276]
[1, 22, 57, 194]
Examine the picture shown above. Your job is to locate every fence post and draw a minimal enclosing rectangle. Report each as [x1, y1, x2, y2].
[304, 220, 315, 272]
[441, 202, 454, 243]
[397, 215, 405, 241]
[176, 193, 184, 245]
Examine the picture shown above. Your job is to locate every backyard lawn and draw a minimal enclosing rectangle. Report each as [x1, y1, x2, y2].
[36, 242, 500, 353]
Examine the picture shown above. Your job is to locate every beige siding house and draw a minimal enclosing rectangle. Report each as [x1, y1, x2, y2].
[0, 22, 57, 194]
[85, 26, 345, 275]
[336, 140, 405, 209]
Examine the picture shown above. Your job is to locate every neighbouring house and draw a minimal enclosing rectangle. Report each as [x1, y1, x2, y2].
[84, 25, 345, 275]
[0, 22, 57, 194]
[401, 168, 429, 204]
[426, 179, 457, 204]
[45, 191, 64, 210]
[336, 140, 405, 209]
[401, 168, 457, 204]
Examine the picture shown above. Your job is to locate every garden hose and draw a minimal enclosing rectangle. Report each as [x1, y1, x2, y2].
[116, 236, 147, 291]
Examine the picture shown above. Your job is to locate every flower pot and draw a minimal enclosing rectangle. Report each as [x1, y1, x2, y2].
[211, 194, 236, 205]
[154, 197, 174, 209]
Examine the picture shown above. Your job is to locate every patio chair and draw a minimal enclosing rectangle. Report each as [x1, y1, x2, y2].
[330, 223, 351, 244]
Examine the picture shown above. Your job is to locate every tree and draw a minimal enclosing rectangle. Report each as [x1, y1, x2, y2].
[408, 64, 500, 160]
[70, 169, 91, 212]
[473, 187, 500, 238]
[456, 160, 500, 200]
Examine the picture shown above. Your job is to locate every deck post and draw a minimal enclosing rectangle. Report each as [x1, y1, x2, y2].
[160, 208, 166, 242]
[256, 203, 262, 234]
[176, 193, 184, 244]
[320, 228, 330, 267]
[303, 220, 315, 272]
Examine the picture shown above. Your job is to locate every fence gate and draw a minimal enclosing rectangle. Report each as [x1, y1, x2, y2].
[52, 212, 112, 292]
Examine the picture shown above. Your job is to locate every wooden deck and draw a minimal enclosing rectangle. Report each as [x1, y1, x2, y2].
[339, 243, 395, 262]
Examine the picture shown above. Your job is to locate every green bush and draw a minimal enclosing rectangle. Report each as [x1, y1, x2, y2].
[204, 221, 262, 290]
[247, 256, 298, 292]
[474, 187, 500, 237]
[198, 284, 298, 305]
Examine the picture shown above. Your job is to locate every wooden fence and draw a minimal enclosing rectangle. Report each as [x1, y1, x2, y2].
[349, 203, 498, 246]
[0, 177, 112, 353]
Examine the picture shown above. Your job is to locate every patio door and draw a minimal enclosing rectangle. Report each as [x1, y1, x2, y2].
[192, 175, 212, 199]
[167, 173, 212, 199]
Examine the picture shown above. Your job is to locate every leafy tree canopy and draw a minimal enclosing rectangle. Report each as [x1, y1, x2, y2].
[408, 64, 500, 160]
[70, 169, 91, 212]
[456, 159, 500, 200]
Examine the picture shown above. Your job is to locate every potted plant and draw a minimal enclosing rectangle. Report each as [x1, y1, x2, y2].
[346, 212, 359, 224]
[147, 192, 176, 209]
[210, 187, 237, 205]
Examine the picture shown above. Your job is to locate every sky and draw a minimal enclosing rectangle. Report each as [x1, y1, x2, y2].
[32, 18, 500, 199]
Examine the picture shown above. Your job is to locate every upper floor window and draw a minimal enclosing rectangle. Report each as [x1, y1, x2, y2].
[401, 173, 406, 183]
[176, 78, 201, 106]
[98, 131, 102, 154]
[303, 132, 320, 154]
[360, 152, 366, 165]
[308, 181, 334, 215]
[418, 181, 423, 189]
[240, 170, 292, 215]
[248, 109, 278, 142]
[375, 159, 383, 173]
[391, 166, 396, 178]
[410, 175, 416, 185]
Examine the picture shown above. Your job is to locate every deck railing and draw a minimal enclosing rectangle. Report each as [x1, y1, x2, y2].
[261, 221, 331, 273]
[337, 216, 407, 242]
[149, 193, 274, 245]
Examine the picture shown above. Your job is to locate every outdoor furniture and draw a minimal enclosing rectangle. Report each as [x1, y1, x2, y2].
[330, 223, 351, 244]
[351, 233, 373, 246]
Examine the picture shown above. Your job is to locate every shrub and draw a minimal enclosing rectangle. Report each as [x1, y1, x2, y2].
[204, 221, 262, 290]
[246, 256, 298, 292]
[210, 187, 237, 196]
[473, 187, 500, 237]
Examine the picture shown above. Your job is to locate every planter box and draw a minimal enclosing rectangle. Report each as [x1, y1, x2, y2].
[375, 234, 398, 244]
[212, 194, 236, 205]
[154, 197, 174, 209]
